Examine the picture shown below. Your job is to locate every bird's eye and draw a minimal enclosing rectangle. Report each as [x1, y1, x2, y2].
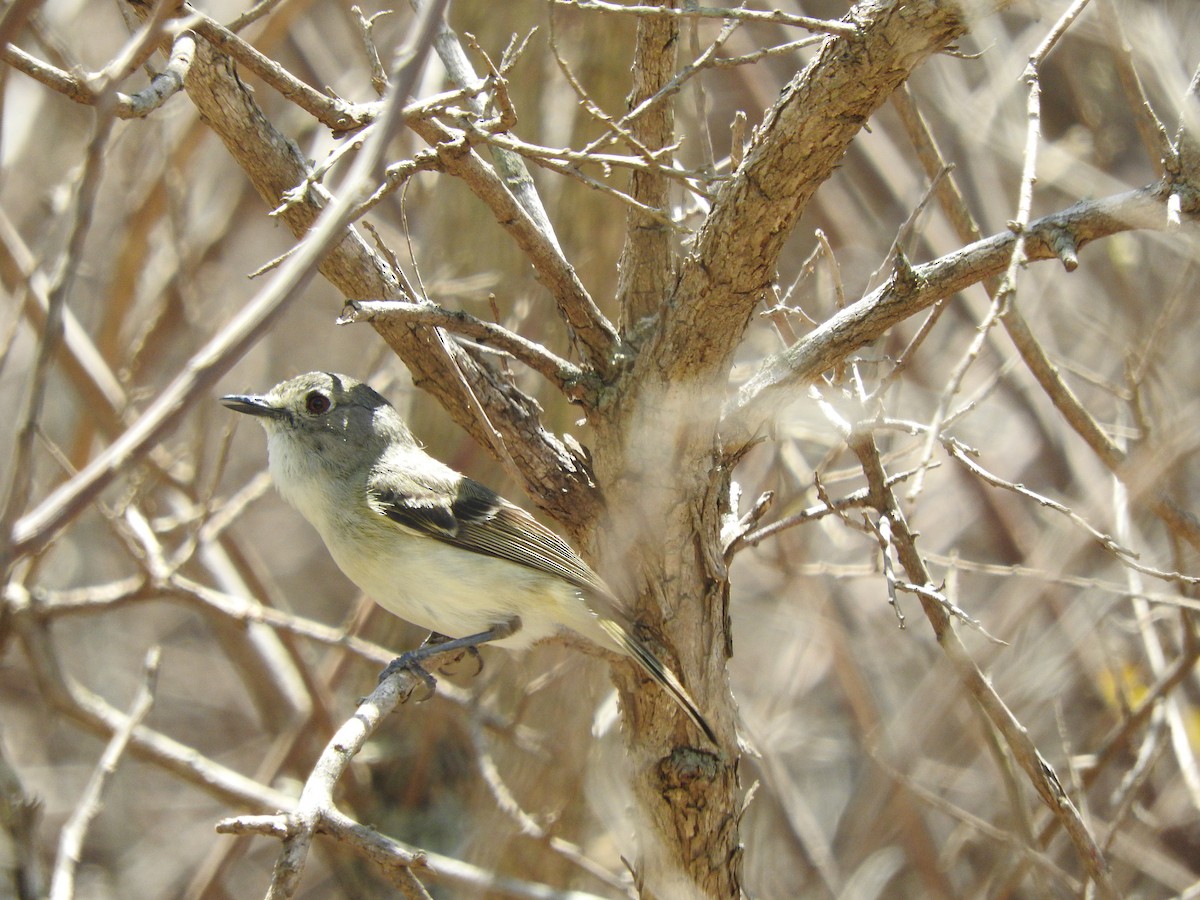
[304, 391, 331, 415]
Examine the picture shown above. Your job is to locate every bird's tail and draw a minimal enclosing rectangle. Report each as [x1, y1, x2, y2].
[597, 618, 718, 746]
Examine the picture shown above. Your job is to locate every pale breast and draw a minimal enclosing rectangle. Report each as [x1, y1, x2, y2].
[266, 431, 605, 651]
[325, 510, 598, 649]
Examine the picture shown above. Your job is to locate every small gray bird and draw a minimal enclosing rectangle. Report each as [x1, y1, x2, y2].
[221, 371, 714, 744]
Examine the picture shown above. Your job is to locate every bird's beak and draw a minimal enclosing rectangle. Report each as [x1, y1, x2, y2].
[221, 393, 284, 419]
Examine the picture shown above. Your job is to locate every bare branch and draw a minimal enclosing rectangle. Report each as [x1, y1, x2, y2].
[642, 0, 975, 393]
[727, 184, 1175, 440]
[340, 300, 588, 398]
[556, 0, 859, 38]
[258, 635, 504, 897]
[424, 4, 564, 254]
[2, 36, 190, 117]
[2, 90, 117, 570]
[6, 580, 294, 811]
[226, 0, 286, 32]
[8, 0, 448, 558]
[49, 649, 160, 900]
[404, 114, 623, 378]
[218, 806, 611, 898]
[351, 4, 389, 97]
[848, 429, 1118, 896]
[615, 0, 679, 325]
[184, 4, 378, 134]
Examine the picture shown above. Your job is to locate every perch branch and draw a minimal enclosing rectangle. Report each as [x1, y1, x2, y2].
[848, 430, 1118, 896]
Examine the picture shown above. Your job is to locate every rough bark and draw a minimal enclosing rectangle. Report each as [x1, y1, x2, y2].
[615, 0, 679, 328]
[587, 3, 975, 893]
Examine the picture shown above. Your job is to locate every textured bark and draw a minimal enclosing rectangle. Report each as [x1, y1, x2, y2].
[589, 3, 975, 894]
[615, 0, 679, 328]
[644, 0, 969, 389]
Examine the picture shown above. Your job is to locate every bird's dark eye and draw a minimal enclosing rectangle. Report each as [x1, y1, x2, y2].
[304, 391, 331, 415]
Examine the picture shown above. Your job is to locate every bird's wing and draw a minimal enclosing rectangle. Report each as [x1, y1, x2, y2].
[368, 473, 615, 602]
[369, 469, 718, 744]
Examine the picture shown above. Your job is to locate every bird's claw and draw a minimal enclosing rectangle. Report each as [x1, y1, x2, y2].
[421, 632, 485, 676]
[375, 653, 438, 703]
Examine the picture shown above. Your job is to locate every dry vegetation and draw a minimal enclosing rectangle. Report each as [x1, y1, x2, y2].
[2, 0, 1199, 897]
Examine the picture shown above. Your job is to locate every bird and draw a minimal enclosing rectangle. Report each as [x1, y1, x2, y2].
[221, 371, 715, 744]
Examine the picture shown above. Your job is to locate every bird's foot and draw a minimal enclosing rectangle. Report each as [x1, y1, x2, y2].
[421, 631, 484, 676]
[370, 619, 521, 707]
[375, 652, 438, 703]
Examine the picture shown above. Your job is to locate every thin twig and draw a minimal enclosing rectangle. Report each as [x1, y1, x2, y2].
[262, 666, 432, 898]
[404, 115, 623, 376]
[219, 806, 611, 898]
[339, 300, 588, 399]
[848, 430, 1118, 896]
[908, 34, 1047, 501]
[547, 14, 677, 176]
[555, 0, 857, 38]
[586, 17, 738, 166]
[351, 5, 390, 96]
[726, 184, 1176, 444]
[49, 649, 161, 900]
[891, 580, 1007, 644]
[421, 5, 564, 253]
[10, 0, 440, 560]
[184, 4, 377, 134]
[1, 83, 118, 573]
[1, 5, 192, 118]
[226, 0, 286, 32]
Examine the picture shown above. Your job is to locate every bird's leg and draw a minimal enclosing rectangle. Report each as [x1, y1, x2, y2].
[420, 631, 483, 676]
[375, 617, 522, 701]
